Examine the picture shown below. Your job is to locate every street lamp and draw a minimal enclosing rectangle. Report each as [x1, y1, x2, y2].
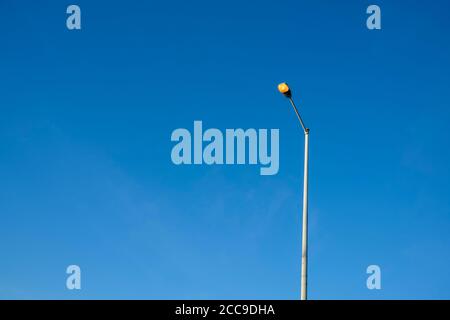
[278, 82, 310, 300]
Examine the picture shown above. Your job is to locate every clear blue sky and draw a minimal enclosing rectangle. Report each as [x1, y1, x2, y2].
[1, 0, 450, 299]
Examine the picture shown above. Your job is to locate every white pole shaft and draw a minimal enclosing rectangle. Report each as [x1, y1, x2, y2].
[300, 130, 309, 300]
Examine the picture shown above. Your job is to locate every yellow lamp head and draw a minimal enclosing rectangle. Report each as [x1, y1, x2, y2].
[278, 82, 291, 98]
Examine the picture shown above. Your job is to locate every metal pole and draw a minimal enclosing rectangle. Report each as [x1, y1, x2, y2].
[300, 129, 309, 300]
[288, 98, 307, 134]
[287, 96, 309, 300]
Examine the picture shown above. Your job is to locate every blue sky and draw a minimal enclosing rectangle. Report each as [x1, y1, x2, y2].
[1, 0, 450, 299]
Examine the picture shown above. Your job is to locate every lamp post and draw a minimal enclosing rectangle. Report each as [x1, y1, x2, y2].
[278, 83, 310, 300]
